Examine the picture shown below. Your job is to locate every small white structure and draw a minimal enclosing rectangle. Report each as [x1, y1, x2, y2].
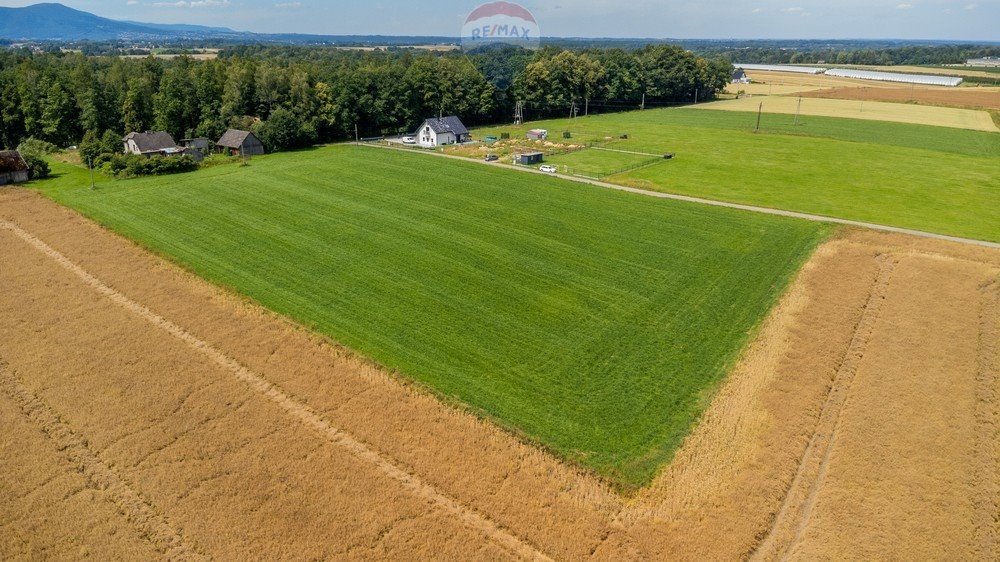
[825, 68, 963, 87]
[527, 129, 548, 140]
[416, 116, 470, 148]
[734, 63, 828, 74]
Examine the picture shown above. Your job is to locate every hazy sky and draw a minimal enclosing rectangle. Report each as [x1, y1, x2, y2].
[2, 0, 998, 40]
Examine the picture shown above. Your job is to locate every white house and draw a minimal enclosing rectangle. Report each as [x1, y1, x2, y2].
[731, 68, 751, 84]
[416, 116, 471, 148]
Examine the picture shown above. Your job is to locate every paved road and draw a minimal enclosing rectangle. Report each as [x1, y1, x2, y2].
[360, 143, 1000, 250]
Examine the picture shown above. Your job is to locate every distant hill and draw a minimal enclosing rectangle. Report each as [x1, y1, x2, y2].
[0, 3, 237, 41]
[0, 2, 458, 44]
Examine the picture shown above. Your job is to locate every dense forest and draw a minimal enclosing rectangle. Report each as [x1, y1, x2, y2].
[0, 44, 731, 151]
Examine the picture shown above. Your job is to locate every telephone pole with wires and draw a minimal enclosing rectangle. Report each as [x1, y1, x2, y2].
[514, 100, 524, 125]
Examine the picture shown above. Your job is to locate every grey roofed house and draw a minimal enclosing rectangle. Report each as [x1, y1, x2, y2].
[731, 68, 750, 84]
[216, 129, 265, 156]
[123, 131, 179, 156]
[422, 116, 470, 137]
[0, 150, 30, 186]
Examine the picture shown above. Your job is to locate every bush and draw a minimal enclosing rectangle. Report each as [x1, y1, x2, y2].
[20, 152, 50, 180]
[252, 107, 316, 151]
[99, 154, 197, 178]
[17, 137, 60, 155]
[79, 130, 102, 165]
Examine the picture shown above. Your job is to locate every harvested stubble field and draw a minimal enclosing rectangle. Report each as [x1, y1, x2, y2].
[799, 85, 1000, 111]
[2, 189, 997, 560]
[694, 95, 999, 131]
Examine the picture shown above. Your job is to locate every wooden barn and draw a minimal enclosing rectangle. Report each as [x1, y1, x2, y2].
[0, 150, 29, 186]
[217, 129, 265, 156]
[124, 131, 179, 156]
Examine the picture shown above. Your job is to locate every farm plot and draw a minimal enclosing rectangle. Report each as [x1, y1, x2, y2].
[544, 147, 662, 178]
[474, 108, 1000, 243]
[31, 146, 827, 489]
[3, 189, 997, 560]
[799, 85, 1000, 111]
[693, 95, 999, 131]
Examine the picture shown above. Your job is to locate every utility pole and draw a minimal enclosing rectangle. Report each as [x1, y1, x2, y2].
[88, 157, 95, 190]
[794, 96, 802, 126]
[585, 98, 589, 117]
[641, 93, 645, 111]
[569, 101, 575, 120]
[694, 88, 698, 104]
[355, 123, 359, 145]
[860, 87, 865, 113]
[514, 101, 523, 125]
[755, 102, 763, 133]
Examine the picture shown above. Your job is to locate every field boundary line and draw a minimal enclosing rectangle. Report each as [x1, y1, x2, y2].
[0, 363, 210, 562]
[974, 278, 999, 558]
[360, 143, 1000, 250]
[0, 220, 552, 562]
[749, 253, 896, 561]
[589, 146, 662, 157]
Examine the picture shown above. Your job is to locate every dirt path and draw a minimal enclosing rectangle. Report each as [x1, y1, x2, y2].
[2, 190, 998, 559]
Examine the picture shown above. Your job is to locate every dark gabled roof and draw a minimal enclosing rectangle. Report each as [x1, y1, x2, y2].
[420, 116, 469, 136]
[0, 150, 28, 173]
[124, 131, 177, 153]
[732, 68, 747, 79]
[216, 129, 258, 148]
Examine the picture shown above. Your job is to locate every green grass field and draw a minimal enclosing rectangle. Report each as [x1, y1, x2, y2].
[544, 148, 660, 178]
[476, 108, 1000, 242]
[35, 146, 827, 490]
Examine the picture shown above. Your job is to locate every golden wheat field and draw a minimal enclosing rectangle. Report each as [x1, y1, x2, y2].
[1, 189, 997, 560]
[696, 94, 999, 131]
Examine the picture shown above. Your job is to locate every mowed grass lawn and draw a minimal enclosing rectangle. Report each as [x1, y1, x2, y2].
[545, 148, 659, 178]
[37, 146, 827, 489]
[476, 108, 1000, 242]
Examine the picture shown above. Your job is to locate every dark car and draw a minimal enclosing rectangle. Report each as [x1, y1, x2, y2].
[484, 154, 499, 162]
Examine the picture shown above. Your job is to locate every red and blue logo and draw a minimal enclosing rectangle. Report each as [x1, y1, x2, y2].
[461, 2, 540, 50]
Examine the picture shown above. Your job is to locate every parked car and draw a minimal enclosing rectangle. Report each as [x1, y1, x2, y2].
[539, 164, 558, 173]
[484, 154, 499, 162]
[401, 136, 416, 144]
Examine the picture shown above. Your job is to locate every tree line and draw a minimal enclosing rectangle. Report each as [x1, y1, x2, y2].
[713, 44, 1000, 66]
[0, 45, 731, 151]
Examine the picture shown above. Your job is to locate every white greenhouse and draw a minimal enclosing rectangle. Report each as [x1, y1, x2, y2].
[733, 64, 828, 74]
[824, 68, 963, 87]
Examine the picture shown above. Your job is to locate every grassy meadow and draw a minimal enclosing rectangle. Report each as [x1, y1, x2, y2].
[474, 107, 1000, 242]
[35, 146, 827, 489]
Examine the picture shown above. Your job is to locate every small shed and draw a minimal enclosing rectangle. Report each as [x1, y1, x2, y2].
[515, 152, 544, 166]
[0, 150, 30, 186]
[181, 137, 212, 154]
[731, 68, 751, 84]
[526, 129, 548, 141]
[217, 129, 265, 156]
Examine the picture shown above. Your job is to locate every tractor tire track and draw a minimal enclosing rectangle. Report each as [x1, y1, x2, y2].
[973, 278, 999, 559]
[0, 220, 551, 562]
[749, 252, 896, 561]
[0, 364, 209, 562]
